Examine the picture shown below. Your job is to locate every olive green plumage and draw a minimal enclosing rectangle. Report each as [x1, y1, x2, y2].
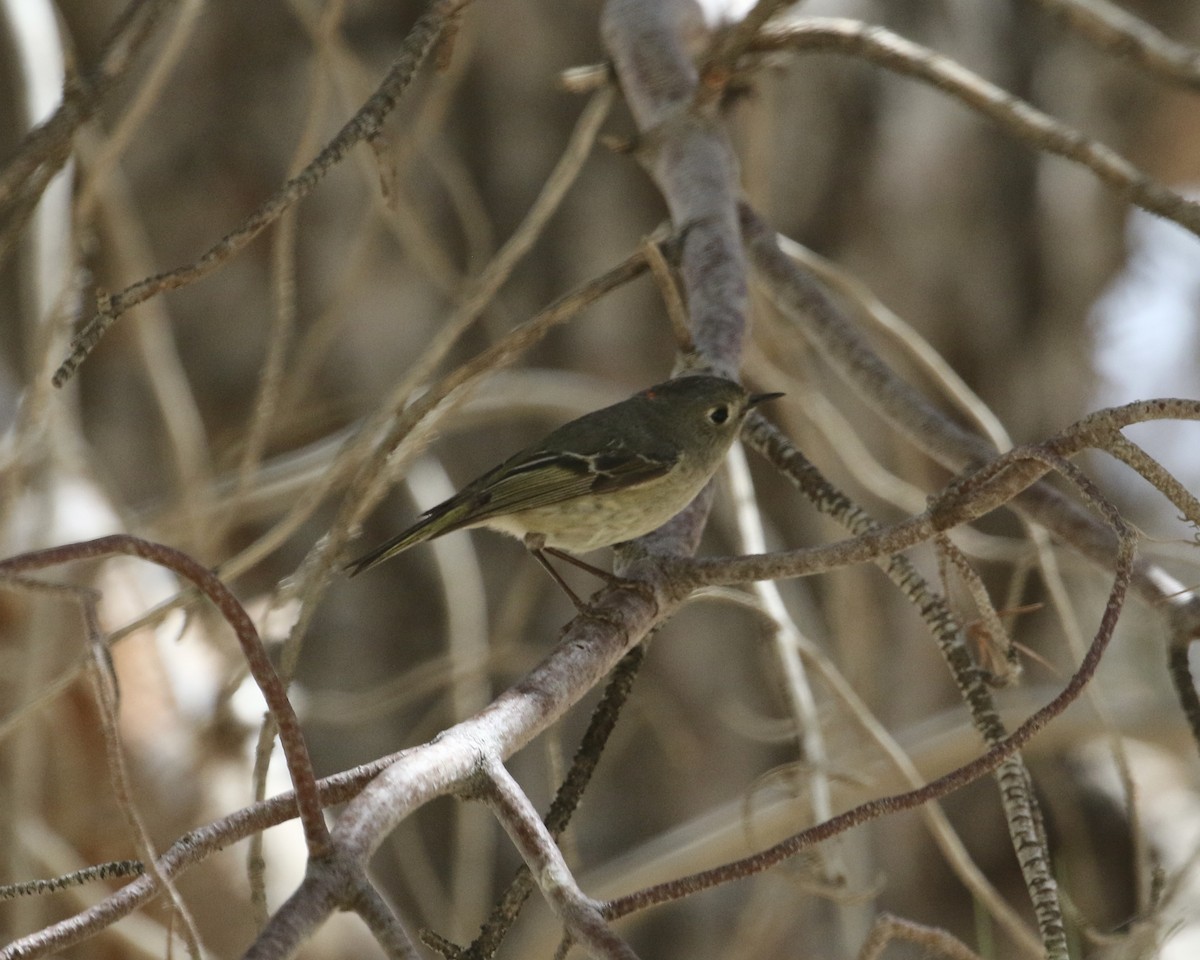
[346, 375, 781, 577]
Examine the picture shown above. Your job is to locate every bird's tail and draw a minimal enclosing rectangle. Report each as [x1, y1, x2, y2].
[344, 501, 469, 577]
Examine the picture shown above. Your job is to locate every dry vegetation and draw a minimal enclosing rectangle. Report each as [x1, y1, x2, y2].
[3, 1, 1200, 958]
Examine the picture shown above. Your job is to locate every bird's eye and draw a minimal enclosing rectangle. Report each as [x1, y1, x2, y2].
[708, 405, 730, 425]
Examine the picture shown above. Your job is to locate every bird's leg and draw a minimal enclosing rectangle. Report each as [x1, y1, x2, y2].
[524, 536, 654, 613]
[524, 534, 588, 611]
[542, 546, 622, 584]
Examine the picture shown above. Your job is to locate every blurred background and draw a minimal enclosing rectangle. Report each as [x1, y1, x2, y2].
[3, 0, 1200, 957]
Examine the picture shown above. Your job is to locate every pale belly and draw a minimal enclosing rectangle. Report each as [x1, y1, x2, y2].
[480, 472, 709, 553]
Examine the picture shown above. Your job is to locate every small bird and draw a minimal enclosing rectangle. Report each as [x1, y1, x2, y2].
[346, 375, 782, 598]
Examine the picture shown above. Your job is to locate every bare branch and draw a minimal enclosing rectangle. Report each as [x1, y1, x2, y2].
[1029, 0, 1200, 89]
[754, 18, 1200, 237]
[52, 0, 471, 386]
[0, 859, 144, 902]
[0, 0, 174, 262]
[481, 762, 638, 960]
[602, 0, 749, 377]
[678, 398, 1200, 589]
[741, 415, 1059, 954]
[0, 759, 391, 959]
[741, 203, 1200, 632]
[856, 913, 982, 960]
[461, 644, 648, 959]
[604, 459, 1134, 926]
[0, 537, 330, 859]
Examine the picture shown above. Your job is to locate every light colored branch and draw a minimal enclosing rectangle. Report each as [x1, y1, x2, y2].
[1029, 0, 1200, 89]
[723, 441, 842, 881]
[0, 537, 331, 859]
[52, 0, 471, 386]
[482, 762, 638, 960]
[741, 204, 1200, 630]
[856, 912, 982, 960]
[772, 234, 1012, 452]
[740, 416, 1054, 956]
[0, 759, 391, 959]
[681, 398, 1200, 589]
[239, 582, 672, 957]
[0, 0, 173, 266]
[78, 596, 204, 960]
[604, 480, 1131, 925]
[755, 18, 1200, 237]
[602, 0, 749, 379]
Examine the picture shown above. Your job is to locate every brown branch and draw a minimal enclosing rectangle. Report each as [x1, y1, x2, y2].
[604, 470, 1134, 921]
[0, 0, 173, 265]
[1029, 0, 1200, 89]
[0, 536, 330, 859]
[741, 204, 1200, 631]
[742, 414, 1057, 954]
[675, 398, 1199, 590]
[241, 578, 671, 958]
[78, 595, 204, 959]
[1101, 434, 1200, 530]
[0, 756, 394, 960]
[856, 913, 983, 960]
[700, 0, 793, 86]
[455, 644, 648, 959]
[752, 18, 1200, 237]
[0, 860, 144, 902]
[52, 0, 471, 387]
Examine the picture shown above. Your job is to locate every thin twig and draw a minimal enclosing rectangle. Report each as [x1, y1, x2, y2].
[0, 756, 394, 960]
[724, 440, 843, 881]
[742, 203, 1200, 626]
[78, 596, 205, 960]
[0, 537, 330, 859]
[1029, 0, 1200, 89]
[604, 462, 1134, 926]
[0, 859, 144, 901]
[52, 0, 471, 386]
[856, 912, 982, 960]
[704, 588, 1040, 956]
[0, 0, 174, 259]
[753, 18, 1200, 236]
[741, 415, 1050, 956]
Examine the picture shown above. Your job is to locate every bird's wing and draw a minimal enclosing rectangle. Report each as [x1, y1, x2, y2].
[345, 444, 677, 576]
[460, 446, 678, 520]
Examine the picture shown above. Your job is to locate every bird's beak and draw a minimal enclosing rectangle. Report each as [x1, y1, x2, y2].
[747, 391, 784, 408]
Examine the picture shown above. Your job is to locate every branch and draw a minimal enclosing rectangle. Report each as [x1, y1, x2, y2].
[604, 467, 1134, 922]
[0, 0, 173, 265]
[480, 762, 638, 960]
[741, 204, 1200, 632]
[0, 759, 391, 959]
[244, 580, 671, 957]
[601, 0, 748, 378]
[753, 18, 1200, 237]
[52, 0, 471, 386]
[0, 537, 330, 858]
[741, 415, 1060, 954]
[1029, 0, 1200, 89]
[675, 398, 1200, 590]
[456, 644, 649, 959]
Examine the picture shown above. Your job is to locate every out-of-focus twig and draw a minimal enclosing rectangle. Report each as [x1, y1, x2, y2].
[753, 18, 1200, 237]
[1029, 0, 1200, 89]
[52, 0, 472, 387]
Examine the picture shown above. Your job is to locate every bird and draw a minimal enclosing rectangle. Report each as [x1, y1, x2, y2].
[346, 374, 782, 602]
